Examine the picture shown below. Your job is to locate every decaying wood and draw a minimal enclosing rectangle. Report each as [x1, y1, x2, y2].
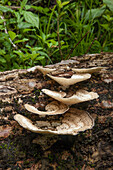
[0, 53, 113, 169]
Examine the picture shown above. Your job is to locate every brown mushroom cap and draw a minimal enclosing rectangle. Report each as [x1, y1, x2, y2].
[47, 73, 91, 87]
[72, 67, 106, 73]
[42, 89, 99, 105]
[14, 108, 94, 135]
[24, 101, 69, 115]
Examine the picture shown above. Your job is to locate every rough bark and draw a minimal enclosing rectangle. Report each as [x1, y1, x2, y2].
[0, 52, 113, 169]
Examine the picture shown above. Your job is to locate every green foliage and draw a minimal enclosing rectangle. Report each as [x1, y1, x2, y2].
[85, 5, 106, 21]
[23, 11, 39, 28]
[8, 31, 16, 41]
[0, 0, 113, 71]
[103, 0, 113, 12]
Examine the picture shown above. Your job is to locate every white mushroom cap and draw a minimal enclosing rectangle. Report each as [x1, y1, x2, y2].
[24, 101, 69, 115]
[47, 73, 91, 87]
[36, 66, 56, 75]
[27, 66, 55, 75]
[27, 66, 38, 72]
[14, 108, 94, 135]
[56, 108, 94, 134]
[14, 114, 58, 134]
[72, 67, 107, 73]
[42, 89, 99, 105]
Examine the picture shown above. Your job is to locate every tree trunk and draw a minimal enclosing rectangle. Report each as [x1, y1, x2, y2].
[0, 53, 113, 169]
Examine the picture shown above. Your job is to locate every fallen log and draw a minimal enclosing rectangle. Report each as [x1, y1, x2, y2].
[0, 53, 113, 169]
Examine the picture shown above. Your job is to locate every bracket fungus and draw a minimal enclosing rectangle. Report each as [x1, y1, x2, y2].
[72, 67, 106, 73]
[14, 65, 101, 136]
[24, 101, 69, 115]
[47, 73, 91, 88]
[42, 89, 99, 105]
[36, 66, 56, 75]
[27, 65, 56, 75]
[14, 108, 94, 135]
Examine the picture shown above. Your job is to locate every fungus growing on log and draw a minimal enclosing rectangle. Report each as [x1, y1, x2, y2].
[14, 108, 94, 135]
[72, 67, 106, 73]
[47, 73, 91, 88]
[27, 65, 55, 75]
[24, 101, 69, 115]
[42, 89, 99, 105]
[14, 65, 101, 136]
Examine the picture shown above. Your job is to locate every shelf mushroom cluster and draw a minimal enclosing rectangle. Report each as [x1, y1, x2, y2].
[14, 66, 105, 135]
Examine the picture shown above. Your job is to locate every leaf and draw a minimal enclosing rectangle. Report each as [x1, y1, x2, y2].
[46, 5, 56, 34]
[41, 32, 46, 41]
[61, 45, 69, 49]
[100, 24, 109, 31]
[20, 0, 28, 12]
[31, 6, 49, 14]
[25, 5, 31, 10]
[14, 51, 24, 56]
[17, 22, 32, 29]
[31, 6, 43, 12]
[23, 11, 39, 28]
[36, 56, 45, 60]
[0, 49, 6, 55]
[14, 12, 20, 23]
[29, 53, 39, 60]
[21, 0, 28, 8]
[103, 15, 113, 21]
[23, 28, 36, 33]
[0, 25, 4, 30]
[13, 62, 20, 69]
[62, 1, 70, 7]
[14, 38, 28, 44]
[0, 19, 6, 24]
[57, 0, 69, 8]
[57, 0, 62, 8]
[7, 18, 17, 24]
[85, 5, 106, 21]
[103, 0, 113, 12]
[0, 56, 6, 63]
[59, 11, 66, 18]
[38, 51, 52, 63]
[8, 31, 16, 41]
[0, 5, 13, 12]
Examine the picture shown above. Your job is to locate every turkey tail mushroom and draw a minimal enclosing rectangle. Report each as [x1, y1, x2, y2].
[24, 101, 69, 115]
[72, 67, 107, 73]
[14, 108, 94, 135]
[47, 73, 91, 88]
[27, 65, 55, 75]
[42, 89, 99, 105]
[14, 114, 58, 134]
